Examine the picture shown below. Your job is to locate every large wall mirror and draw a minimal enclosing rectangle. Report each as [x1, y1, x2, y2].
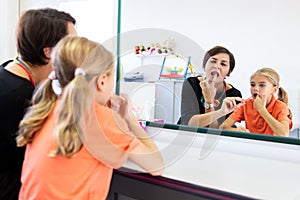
[118, 0, 300, 141]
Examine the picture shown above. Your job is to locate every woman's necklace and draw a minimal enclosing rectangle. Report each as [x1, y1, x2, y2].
[213, 83, 227, 107]
[14, 57, 37, 88]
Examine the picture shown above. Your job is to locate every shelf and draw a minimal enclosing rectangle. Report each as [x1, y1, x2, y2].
[135, 53, 170, 57]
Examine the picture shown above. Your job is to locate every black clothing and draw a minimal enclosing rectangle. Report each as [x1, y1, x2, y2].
[0, 61, 34, 199]
[180, 76, 242, 126]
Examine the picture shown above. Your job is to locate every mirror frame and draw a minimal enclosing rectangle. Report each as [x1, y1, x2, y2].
[146, 122, 300, 145]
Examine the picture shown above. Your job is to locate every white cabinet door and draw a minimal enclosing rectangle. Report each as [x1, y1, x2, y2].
[155, 81, 182, 124]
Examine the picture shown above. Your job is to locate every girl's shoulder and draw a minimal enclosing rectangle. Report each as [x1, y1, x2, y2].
[94, 102, 113, 115]
[273, 98, 289, 109]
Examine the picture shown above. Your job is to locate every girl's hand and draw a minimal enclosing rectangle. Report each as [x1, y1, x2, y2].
[107, 94, 132, 120]
[253, 95, 267, 112]
[107, 94, 121, 111]
[198, 76, 217, 102]
[107, 94, 135, 134]
[117, 94, 133, 122]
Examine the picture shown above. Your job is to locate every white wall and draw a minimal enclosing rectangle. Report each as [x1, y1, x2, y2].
[0, 0, 117, 63]
[20, 0, 61, 10]
[20, 0, 118, 44]
[121, 0, 300, 128]
[0, 0, 19, 63]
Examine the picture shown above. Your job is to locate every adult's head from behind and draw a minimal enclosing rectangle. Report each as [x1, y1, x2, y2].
[17, 8, 76, 66]
[202, 46, 235, 82]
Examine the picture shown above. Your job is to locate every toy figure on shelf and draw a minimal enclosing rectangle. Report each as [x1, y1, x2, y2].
[134, 46, 140, 54]
[162, 37, 175, 55]
[134, 37, 176, 56]
[135, 45, 155, 56]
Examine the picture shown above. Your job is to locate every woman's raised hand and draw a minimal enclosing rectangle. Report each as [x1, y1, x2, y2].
[198, 76, 217, 102]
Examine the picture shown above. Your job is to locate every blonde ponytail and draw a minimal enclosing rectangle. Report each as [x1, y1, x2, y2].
[278, 87, 292, 120]
[277, 87, 288, 104]
[17, 78, 58, 146]
[50, 36, 114, 157]
[51, 74, 92, 157]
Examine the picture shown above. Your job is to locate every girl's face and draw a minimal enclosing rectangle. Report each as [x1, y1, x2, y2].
[204, 53, 230, 83]
[250, 74, 277, 103]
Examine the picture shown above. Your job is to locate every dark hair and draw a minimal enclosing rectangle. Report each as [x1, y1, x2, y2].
[202, 46, 235, 76]
[17, 8, 76, 66]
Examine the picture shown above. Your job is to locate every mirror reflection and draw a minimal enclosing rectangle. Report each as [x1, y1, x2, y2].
[180, 46, 242, 128]
[119, 0, 300, 139]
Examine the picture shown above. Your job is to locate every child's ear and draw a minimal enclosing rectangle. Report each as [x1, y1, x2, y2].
[96, 73, 107, 92]
[273, 85, 279, 94]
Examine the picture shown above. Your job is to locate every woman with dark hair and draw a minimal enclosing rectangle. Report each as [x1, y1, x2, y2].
[0, 8, 76, 199]
[180, 46, 242, 128]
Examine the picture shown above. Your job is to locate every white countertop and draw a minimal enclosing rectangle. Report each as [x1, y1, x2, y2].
[123, 126, 300, 200]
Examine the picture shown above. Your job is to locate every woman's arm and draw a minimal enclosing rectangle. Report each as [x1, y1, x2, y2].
[189, 97, 243, 128]
[181, 77, 219, 127]
[188, 108, 223, 127]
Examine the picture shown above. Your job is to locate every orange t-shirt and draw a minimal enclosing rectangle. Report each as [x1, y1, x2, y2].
[229, 95, 292, 136]
[19, 101, 141, 200]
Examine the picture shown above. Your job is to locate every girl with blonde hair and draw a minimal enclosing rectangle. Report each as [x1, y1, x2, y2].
[16, 36, 164, 199]
[220, 67, 292, 137]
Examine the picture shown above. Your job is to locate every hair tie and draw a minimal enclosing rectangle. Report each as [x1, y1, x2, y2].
[48, 71, 56, 80]
[74, 68, 86, 77]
